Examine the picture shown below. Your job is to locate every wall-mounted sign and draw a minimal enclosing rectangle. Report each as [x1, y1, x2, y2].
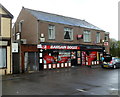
[12, 43, 18, 53]
[104, 42, 108, 46]
[0, 41, 8, 46]
[37, 44, 80, 50]
[16, 33, 20, 40]
[77, 34, 83, 40]
[40, 37, 45, 42]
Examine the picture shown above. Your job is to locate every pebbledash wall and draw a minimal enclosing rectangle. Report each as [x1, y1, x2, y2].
[12, 7, 110, 73]
[0, 4, 13, 75]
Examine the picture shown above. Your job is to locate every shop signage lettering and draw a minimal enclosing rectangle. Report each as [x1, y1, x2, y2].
[50, 46, 66, 49]
[67, 46, 78, 49]
[37, 44, 80, 50]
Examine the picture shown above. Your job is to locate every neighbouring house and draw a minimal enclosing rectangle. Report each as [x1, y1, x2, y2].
[12, 7, 110, 73]
[0, 4, 13, 75]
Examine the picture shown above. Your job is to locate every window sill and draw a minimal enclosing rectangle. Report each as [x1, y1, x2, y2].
[84, 42, 91, 43]
[48, 39, 56, 40]
[104, 40, 109, 42]
[64, 39, 73, 42]
[0, 67, 7, 69]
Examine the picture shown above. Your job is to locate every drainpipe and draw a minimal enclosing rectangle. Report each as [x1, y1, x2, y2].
[19, 20, 24, 73]
[37, 20, 40, 71]
[37, 20, 39, 44]
[10, 19, 12, 74]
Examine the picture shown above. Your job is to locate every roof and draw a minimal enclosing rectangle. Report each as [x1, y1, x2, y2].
[0, 4, 13, 18]
[24, 8, 104, 31]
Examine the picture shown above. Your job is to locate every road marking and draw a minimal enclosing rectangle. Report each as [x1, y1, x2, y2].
[109, 88, 118, 91]
[76, 89, 87, 92]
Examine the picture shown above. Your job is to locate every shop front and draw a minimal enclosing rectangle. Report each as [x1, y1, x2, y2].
[0, 39, 12, 75]
[16, 43, 103, 73]
[37, 43, 103, 70]
[37, 43, 81, 70]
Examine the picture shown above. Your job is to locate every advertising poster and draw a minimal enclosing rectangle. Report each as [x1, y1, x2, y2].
[87, 51, 97, 65]
[82, 51, 86, 65]
[43, 50, 70, 64]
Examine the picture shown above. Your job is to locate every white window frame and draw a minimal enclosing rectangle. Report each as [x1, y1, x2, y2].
[96, 32, 100, 43]
[0, 48, 7, 68]
[48, 25, 55, 39]
[83, 30, 91, 42]
[64, 27, 73, 41]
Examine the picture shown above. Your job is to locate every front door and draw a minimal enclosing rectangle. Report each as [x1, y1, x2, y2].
[77, 51, 81, 65]
[71, 51, 77, 66]
[24, 52, 39, 72]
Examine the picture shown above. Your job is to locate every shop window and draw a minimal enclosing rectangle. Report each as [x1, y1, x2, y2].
[0, 48, 6, 68]
[64, 27, 73, 40]
[96, 32, 100, 43]
[83, 30, 91, 42]
[48, 25, 55, 39]
[43, 50, 71, 64]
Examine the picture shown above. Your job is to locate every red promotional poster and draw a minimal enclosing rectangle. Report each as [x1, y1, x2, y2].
[43, 55, 55, 64]
[58, 57, 70, 63]
[89, 51, 97, 60]
[43, 53, 70, 64]
[87, 51, 97, 65]
[58, 54, 70, 63]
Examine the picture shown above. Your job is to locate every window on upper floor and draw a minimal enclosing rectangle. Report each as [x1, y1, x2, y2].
[48, 25, 55, 39]
[83, 30, 91, 42]
[96, 32, 100, 43]
[64, 27, 73, 40]
[105, 34, 109, 41]
[0, 47, 7, 68]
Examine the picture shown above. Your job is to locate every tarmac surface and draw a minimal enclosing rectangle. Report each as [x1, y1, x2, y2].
[1, 65, 120, 96]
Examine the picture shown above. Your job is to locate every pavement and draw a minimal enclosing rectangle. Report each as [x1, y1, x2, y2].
[2, 65, 101, 81]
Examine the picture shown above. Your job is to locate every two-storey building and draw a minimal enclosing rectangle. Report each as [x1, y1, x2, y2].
[13, 7, 109, 73]
[0, 4, 13, 75]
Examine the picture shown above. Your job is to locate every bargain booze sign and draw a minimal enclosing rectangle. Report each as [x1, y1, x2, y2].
[37, 44, 80, 50]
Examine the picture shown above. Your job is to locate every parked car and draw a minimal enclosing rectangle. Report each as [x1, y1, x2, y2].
[101, 57, 120, 69]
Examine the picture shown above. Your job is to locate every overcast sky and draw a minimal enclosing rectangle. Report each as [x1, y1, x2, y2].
[1, 0, 119, 40]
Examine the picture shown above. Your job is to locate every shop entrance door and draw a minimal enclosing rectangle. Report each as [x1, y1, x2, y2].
[76, 51, 81, 65]
[82, 51, 86, 65]
[24, 52, 39, 72]
[71, 51, 77, 66]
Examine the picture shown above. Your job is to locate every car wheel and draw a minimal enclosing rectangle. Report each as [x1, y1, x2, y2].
[113, 65, 116, 69]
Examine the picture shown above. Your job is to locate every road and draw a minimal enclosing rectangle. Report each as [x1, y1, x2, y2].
[2, 66, 119, 95]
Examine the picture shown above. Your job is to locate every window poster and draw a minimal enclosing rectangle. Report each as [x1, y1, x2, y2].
[82, 51, 86, 65]
[77, 51, 81, 57]
[77, 58, 81, 64]
[71, 51, 76, 59]
[43, 50, 70, 64]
